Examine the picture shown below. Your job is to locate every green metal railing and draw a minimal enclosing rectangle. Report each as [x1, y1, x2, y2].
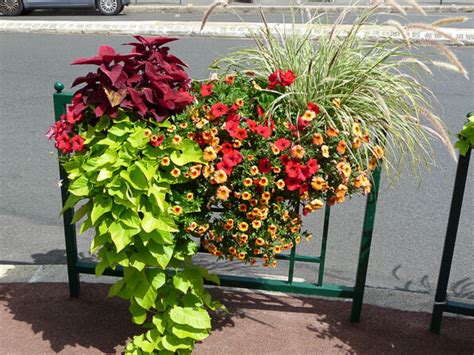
[53, 82, 381, 323]
[430, 114, 474, 333]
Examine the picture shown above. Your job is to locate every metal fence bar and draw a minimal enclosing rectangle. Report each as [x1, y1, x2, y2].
[430, 147, 472, 333]
[350, 166, 382, 323]
[53, 83, 81, 298]
[317, 204, 331, 286]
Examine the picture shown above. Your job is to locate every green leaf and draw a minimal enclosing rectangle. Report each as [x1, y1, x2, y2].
[91, 195, 112, 225]
[169, 307, 211, 330]
[149, 184, 169, 212]
[120, 209, 141, 229]
[90, 233, 109, 254]
[108, 124, 131, 137]
[60, 194, 81, 214]
[161, 334, 193, 352]
[170, 139, 205, 166]
[147, 269, 166, 290]
[135, 278, 157, 310]
[79, 216, 93, 234]
[129, 302, 147, 325]
[199, 267, 220, 285]
[139, 229, 174, 245]
[95, 115, 110, 131]
[152, 316, 166, 334]
[69, 175, 90, 197]
[109, 221, 132, 252]
[97, 168, 113, 182]
[128, 126, 147, 149]
[129, 164, 148, 190]
[95, 150, 117, 167]
[149, 242, 174, 269]
[172, 324, 209, 341]
[71, 200, 92, 224]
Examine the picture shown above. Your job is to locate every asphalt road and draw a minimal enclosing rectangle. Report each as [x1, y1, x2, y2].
[0, 25, 473, 302]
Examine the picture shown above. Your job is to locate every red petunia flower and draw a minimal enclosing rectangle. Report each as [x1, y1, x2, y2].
[258, 157, 272, 174]
[256, 125, 272, 139]
[71, 134, 85, 152]
[285, 160, 302, 178]
[221, 142, 234, 154]
[284, 177, 302, 191]
[307, 158, 319, 174]
[280, 154, 290, 165]
[216, 160, 233, 176]
[232, 127, 248, 141]
[275, 138, 291, 151]
[223, 150, 243, 167]
[201, 83, 213, 97]
[268, 69, 296, 90]
[150, 134, 165, 148]
[246, 119, 258, 132]
[307, 102, 320, 115]
[211, 102, 228, 118]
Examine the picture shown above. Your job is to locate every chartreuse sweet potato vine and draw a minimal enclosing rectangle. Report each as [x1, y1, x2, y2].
[62, 113, 223, 354]
[455, 112, 474, 156]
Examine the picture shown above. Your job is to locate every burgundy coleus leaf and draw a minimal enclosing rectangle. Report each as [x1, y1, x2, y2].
[128, 88, 147, 115]
[142, 88, 156, 104]
[99, 63, 125, 87]
[71, 73, 99, 87]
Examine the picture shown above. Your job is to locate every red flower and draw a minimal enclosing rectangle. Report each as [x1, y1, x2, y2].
[216, 160, 233, 176]
[223, 150, 243, 167]
[232, 127, 248, 141]
[297, 116, 311, 130]
[275, 138, 291, 151]
[201, 83, 213, 97]
[284, 177, 302, 191]
[71, 134, 85, 152]
[257, 105, 265, 118]
[221, 142, 234, 154]
[56, 133, 72, 154]
[307, 102, 320, 115]
[246, 119, 257, 132]
[258, 158, 272, 174]
[211, 102, 228, 118]
[285, 160, 302, 178]
[268, 69, 296, 90]
[306, 158, 319, 174]
[256, 125, 272, 139]
[280, 154, 290, 165]
[150, 134, 164, 147]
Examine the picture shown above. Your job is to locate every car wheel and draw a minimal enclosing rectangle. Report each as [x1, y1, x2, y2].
[97, 0, 122, 16]
[0, 0, 24, 16]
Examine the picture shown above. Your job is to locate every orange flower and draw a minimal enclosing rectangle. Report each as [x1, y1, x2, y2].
[179, 122, 188, 129]
[268, 225, 277, 233]
[326, 126, 339, 137]
[250, 166, 259, 176]
[229, 246, 236, 255]
[171, 205, 183, 215]
[203, 165, 215, 178]
[237, 252, 246, 260]
[290, 145, 305, 159]
[186, 221, 197, 232]
[273, 167, 281, 174]
[189, 167, 201, 179]
[144, 129, 151, 137]
[161, 157, 170, 166]
[276, 179, 285, 190]
[241, 191, 252, 200]
[262, 191, 271, 200]
[243, 178, 253, 187]
[301, 110, 316, 122]
[295, 236, 301, 244]
[172, 135, 182, 145]
[238, 222, 249, 232]
[186, 192, 194, 200]
[373, 145, 384, 160]
[362, 130, 370, 143]
[255, 238, 265, 246]
[259, 177, 269, 186]
[311, 176, 327, 191]
[216, 186, 231, 200]
[167, 124, 176, 133]
[291, 225, 300, 233]
[203, 146, 217, 161]
[252, 220, 262, 229]
[235, 98, 244, 107]
[213, 169, 228, 184]
[273, 245, 282, 254]
[225, 74, 236, 85]
[369, 157, 377, 171]
[337, 140, 347, 154]
[233, 140, 241, 148]
[352, 123, 362, 137]
[352, 137, 361, 149]
[254, 248, 262, 255]
[271, 144, 280, 155]
[337, 162, 352, 177]
[247, 154, 255, 161]
[238, 203, 248, 212]
[312, 132, 324, 145]
[171, 168, 181, 177]
[275, 196, 284, 204]
[306, 234, 313, 241]
[272, 260, 278, 268]
[321, 145, 330, 158]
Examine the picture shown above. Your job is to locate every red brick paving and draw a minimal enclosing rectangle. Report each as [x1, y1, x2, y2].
[0, 283, 472, 354]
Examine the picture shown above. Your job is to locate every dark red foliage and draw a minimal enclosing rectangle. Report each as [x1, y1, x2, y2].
[70, 36, 193, 122]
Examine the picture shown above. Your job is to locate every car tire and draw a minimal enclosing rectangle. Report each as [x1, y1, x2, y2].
[97, 0, 122, 16]
[0, 0, 24, 16]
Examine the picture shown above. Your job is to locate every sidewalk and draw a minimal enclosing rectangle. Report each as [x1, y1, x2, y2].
[0, 282, 473, 354]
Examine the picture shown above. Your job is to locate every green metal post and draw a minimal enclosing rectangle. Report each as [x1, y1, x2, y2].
[53, 82, 80, 298]
[350, 167, 382, 323]
[317, 204, 331, 286]
[287, 203, 299, 283]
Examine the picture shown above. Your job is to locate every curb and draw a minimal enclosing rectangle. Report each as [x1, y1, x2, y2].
[123, 4, 474, 14]
[1, 20, 473, 46]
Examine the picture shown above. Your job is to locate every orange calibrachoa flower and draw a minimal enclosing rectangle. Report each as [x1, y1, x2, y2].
[216, 186, 231, 200]
[213, 169, 228, 184]
[337, 140, 347, 154]
[326, 126, 339, 137]
[312, 132, 324, 145]
[290, 145, 305, 159]
[171, 168, 181, 177]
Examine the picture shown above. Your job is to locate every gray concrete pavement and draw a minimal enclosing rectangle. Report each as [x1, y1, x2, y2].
[0, 31, 473, 310]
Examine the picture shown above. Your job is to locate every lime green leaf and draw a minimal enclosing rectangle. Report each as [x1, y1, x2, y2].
[169, 306, 211, 330]
[60, 194, 81, 214]
[129, 164, 148, 190]
[172, 324, 209, 341]
[91, 195, 112, 225]
[147, 269, 166, 290]
[97, 169, 113, 182]
[95, 115, 110, 131]
[199, 267, 220, 285]
[109, 221, 132, 252]
[96, 150, 117, 167]
[120, 209, 141, 229]
[129, 302, 147, 325]
[79, 216, 93, 234]
[69, 175, 90, 197]
[170, 139, 205, 166]
[149, 242, 174, 269]
[71, 200, 92, 224]
[90, 233, 109, 254]
[152, 316, 166, 334]
[149, 184, 168, 212]
[108, 124, 130, 137]
[128, 127, 147, 149]
[139, 229, 174, 245]
[135, 278, 157, 310]
[161, 334, 193, 352]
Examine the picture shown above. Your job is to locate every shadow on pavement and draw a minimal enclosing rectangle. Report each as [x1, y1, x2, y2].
[0, 282, 473, 354]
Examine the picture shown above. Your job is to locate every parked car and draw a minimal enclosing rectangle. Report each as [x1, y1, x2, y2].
[0, 0, 130, 16]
